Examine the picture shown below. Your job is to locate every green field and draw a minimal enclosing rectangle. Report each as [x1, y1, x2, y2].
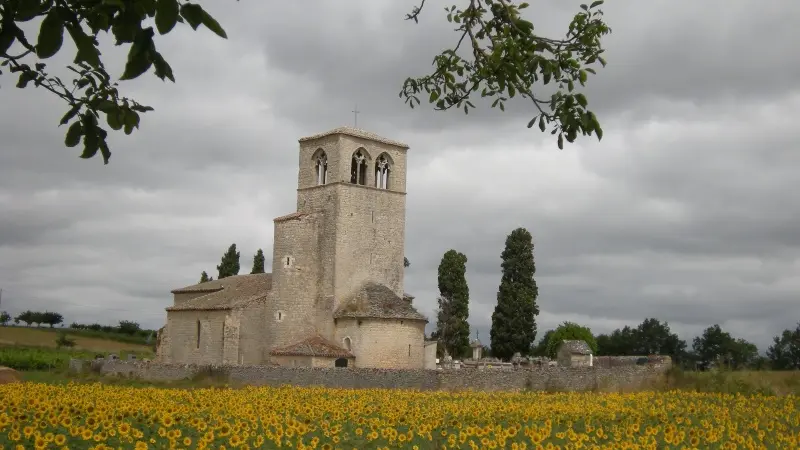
[0, 326, 155, 371]
[0, 325, 154, 349]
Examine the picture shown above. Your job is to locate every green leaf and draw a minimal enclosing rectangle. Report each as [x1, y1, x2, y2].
[106, 110, 123, 130]
[59, 104, 81, 125]
[0, 22, 19, 55]
[123, 110, 140, 135]
[37, 8, 65, 59]
[16, 1, 45, 22]
[579, 70, 588, 84]
[527, 117, 536, 129]
[151, 51, 175, 82]
[538, 116, 545, 132]
[16, 71, 36, 88]
[595, 126, 603, 141]
[429, 90, 439, 103]
[99, 140, 111, 165]
[557, 133, 564, 150]
[575, 93, 587, 108]
[590, 0, 604, 8]
[119, 32, 154, 80]
[199, 8, 228, 38]
[64, 121, 82, 147]
[180, 4, 203, 30]
[155, 0, 180, 35]
[68, 26, 102, 68]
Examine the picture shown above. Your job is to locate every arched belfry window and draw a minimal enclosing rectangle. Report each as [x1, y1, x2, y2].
[375, 154, 391, 189]
[315, 150, 328, 185]
[350, 150, 368, 185]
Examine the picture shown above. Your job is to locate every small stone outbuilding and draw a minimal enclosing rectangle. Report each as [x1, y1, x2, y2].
[270, 335, 355, 368]
[557, 340, 593, 367]
[470, 339, 484, 360]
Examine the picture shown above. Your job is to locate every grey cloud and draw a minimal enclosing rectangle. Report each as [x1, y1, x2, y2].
[254, 0, 800, 137]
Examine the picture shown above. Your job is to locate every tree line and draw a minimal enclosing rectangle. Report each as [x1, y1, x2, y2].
[430, 227, 800, 371]
[0, 310, 156, 338]
[2, 310, 64, 327]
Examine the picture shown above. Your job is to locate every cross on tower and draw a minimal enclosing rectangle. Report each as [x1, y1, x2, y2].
[352, 104, 360, 128]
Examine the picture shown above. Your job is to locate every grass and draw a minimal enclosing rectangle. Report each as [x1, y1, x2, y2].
[0, 326, 153, 352]
[660, 366, 800, 396]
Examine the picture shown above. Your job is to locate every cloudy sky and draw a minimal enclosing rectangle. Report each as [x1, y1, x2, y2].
[2, 0, 799, 352]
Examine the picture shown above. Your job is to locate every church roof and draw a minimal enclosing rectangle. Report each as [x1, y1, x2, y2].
[269, 335, 354, 358]
[298, 126, 409, 149]
[334, 283, 428, 322]
[166, 273, 272, 311]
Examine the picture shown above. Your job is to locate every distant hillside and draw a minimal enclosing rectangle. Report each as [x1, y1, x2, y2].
[0, 326, 154, 354]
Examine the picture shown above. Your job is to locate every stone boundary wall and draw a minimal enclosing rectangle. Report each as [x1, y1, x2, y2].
[70, 357, 671, 392]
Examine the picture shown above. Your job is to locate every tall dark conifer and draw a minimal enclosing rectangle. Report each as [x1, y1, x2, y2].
[216, 243, 241, 279]
[251, 249, 265, 274]
[490, 227, 539, 360]
[433, 250, 471, 358]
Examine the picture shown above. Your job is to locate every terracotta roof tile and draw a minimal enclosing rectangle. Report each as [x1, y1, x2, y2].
[334, 283, 428, 322]
[166, 273, 272, 311]
[269, 335, 353, 358]
[298, 126, 409, 149]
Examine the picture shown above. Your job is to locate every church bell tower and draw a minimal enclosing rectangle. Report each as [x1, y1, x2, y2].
[295, 127, 409, 310]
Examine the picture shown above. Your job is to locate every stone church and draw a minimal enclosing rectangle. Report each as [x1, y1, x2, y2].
[156, 127, 438, 369]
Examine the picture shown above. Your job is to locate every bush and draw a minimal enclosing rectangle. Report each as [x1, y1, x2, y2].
[55, 332, 76, 349]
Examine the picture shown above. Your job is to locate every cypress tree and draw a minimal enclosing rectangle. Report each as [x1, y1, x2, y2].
[199, 271, 210, 283]
[434, 249, 470, 358]
[490, 227, 539, 360]
[216, 243, 241, 279]
[251, 249, 265, 274]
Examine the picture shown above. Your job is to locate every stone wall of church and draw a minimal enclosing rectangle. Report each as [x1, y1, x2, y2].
[267, 215, 322, 350]
[331, 183, 407, 304]
[163, 310, 228, 365]
[235, 299, 270, 365]
[334, 318, 426, 369]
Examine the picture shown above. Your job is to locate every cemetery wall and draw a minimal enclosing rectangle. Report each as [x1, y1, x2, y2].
[69, 356, 671, 392]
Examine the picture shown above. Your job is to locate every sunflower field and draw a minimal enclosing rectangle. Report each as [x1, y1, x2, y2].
[0, 382, 797, 449]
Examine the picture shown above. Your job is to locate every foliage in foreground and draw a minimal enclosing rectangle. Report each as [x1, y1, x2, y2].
[1, 383, 798, 449]
[0, 0, 611, 164]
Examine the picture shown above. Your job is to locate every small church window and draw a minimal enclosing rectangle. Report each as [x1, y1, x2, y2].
[350, 150, 367, 185]
[284, 256, 293, 268]
[315, 151, 328, 185]
[375, 154, 391, 189]
[344, 337, 352, 352]
[196, 320, 200, 349]
[275, 310, 284, 322]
